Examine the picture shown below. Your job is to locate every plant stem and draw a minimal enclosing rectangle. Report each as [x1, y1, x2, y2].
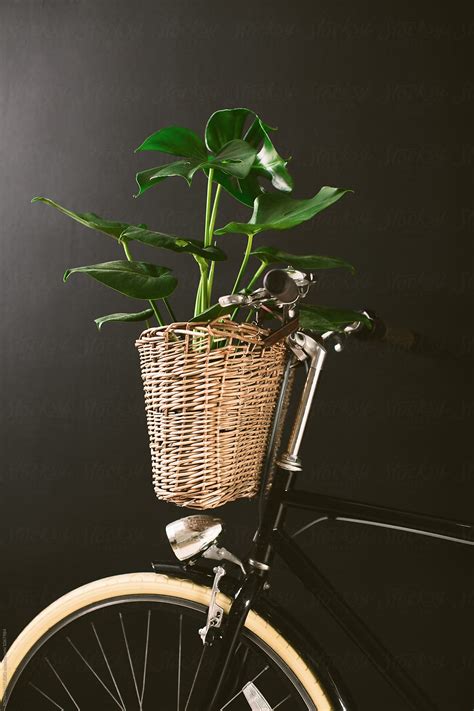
[194, 278, 203, 317]
[163, 297, 177, 322]
[196, 168, 215, 315]
[208, 183, 222, 237]
[121, 240, 134, 262]
[199, 265, 209, 312]
[122, 241, 165, 327]
[231, 260, 266, 322]
[231, 234, 254, 295]
[206, 183, 222, 303]
[203, 168, 215, 247]
[244, 261, 266, 293]
[148, 300, 165, 326]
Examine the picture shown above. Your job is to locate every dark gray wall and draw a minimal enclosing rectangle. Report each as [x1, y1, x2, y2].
[1, 1, 473, 708]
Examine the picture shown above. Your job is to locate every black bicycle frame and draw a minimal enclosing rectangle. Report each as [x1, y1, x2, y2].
[184, 345, 474, 711]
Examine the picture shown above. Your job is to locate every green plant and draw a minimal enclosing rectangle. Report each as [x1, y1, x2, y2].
[32, 107, 366, 332]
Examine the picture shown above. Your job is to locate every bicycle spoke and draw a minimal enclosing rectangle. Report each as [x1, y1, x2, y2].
[66, 636, 124, 710]
[45, 657, 80, 710]
[230, 642, 249, 695]
[119, 612, 142, 709]
[273, 693, 292, 708]
[139, 610, 151, 706]
[184, 644, 206, 711]
[177, 613, 183, 711]
[91, 622, 126, 711]
[29, 682, 64, 710]
[220, 665, 270, 710]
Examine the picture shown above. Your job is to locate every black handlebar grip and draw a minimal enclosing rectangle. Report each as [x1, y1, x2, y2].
[263, 269, 299, 304]
[357, 314, 465, 362]
[364, 316, 417, 350]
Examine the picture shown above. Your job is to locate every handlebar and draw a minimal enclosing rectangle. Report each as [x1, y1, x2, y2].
[219, 268, 463, 362]
[354, 313, 416, 350]
[355, 313, 464, 362]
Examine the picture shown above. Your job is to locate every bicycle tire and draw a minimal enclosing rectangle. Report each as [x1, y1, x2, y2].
[1, 572, 334, 710]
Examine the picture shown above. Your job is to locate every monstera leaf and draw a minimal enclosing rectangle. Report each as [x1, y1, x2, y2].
[251, 246, 354, 272]
[244, 116, 293, 192]
[205, 108, 293, 206]
[94, 308, 155, 330]
[205, 108, 252, 152]
[135, 110, 293, 206]
[135, 139, 257, 195]
[208, 139, 256, 178]
[135, 160, 201, 195]
[120, 226, 226, 261]
[135, 120, 257, 196]
[136, 126, 208, 160]
[209, 171, 263, 209]
[215, 187, 351, 236]
[64, 261, 177, 300]
[300, 304, 371, 333]
[31, 197, 141, 240]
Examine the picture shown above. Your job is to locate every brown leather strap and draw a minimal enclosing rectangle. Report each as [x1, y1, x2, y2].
[261, 318, 299, 347]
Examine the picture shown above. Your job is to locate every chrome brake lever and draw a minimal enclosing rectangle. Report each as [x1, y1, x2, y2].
[198, 565, 226, 644]
[219, 289, 268, 309]
[218, 294, 247, 307]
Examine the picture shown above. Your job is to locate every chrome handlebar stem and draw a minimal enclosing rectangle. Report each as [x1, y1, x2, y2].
[278, 333, 327, 472]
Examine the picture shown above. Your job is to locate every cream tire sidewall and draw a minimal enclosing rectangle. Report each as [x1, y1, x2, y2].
[1, 572, 333, 710]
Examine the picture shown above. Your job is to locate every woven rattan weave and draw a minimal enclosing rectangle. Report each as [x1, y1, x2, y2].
[136, 318, 288, 509]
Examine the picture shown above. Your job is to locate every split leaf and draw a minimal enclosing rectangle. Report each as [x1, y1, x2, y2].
[206, 108, 292, 203]
[215, 186, 352, 236]
[136, 126, 208, 161]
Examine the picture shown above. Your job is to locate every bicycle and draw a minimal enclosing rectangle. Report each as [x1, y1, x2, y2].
[1, 269, 472, 710]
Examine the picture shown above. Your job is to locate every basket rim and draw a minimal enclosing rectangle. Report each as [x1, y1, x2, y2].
[136, 316, 272, 347]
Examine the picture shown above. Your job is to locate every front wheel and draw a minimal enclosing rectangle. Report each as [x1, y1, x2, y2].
[1, 572, 334, 710]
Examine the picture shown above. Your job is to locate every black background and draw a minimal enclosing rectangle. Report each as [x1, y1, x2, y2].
[1, 1, 473, 709]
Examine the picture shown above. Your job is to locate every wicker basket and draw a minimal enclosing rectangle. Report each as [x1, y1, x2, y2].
[136, 318, 288, 509]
